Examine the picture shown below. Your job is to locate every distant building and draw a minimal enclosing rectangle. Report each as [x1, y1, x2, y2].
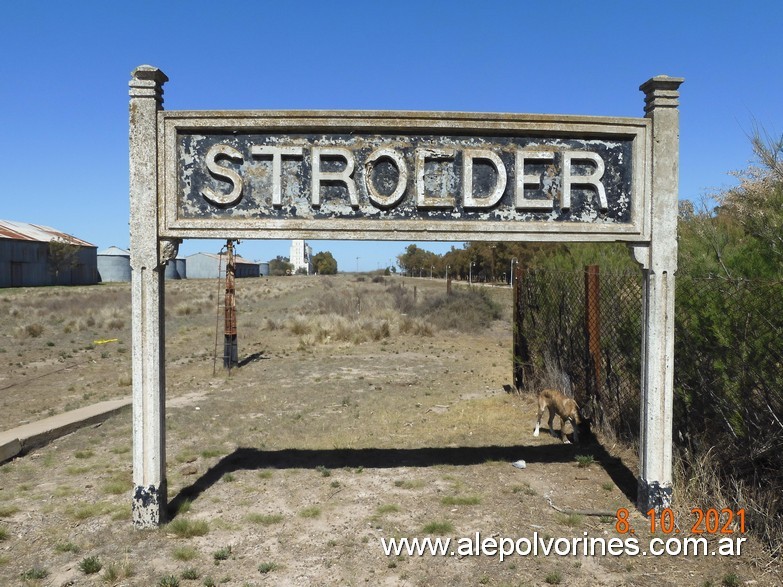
[97, 246, 131, 282]
[0, 219, 97, 288]
[290, 240, 312, 274]
[164, 256, 187, 280]
[185, 252, 260, 279]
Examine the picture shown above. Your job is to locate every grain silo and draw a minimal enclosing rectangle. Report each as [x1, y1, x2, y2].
[259, 262, 270, 276]
[97, 246, 131, 282]
[164, 256, 184, 280]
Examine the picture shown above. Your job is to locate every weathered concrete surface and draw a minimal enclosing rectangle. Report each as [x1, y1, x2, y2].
[0, 399, 131, 463]
[632, 75, 684, 513]
[129, 65, 169, 528]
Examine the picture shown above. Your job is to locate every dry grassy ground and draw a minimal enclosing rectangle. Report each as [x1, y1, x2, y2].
[0, 275, 779, 586]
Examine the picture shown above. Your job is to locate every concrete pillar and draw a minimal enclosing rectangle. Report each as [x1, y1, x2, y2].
[129, 66, 170, 528]
[630, 75, 684, 513]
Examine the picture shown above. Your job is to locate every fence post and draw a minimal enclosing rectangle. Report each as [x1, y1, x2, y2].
[513, 265, 532, 391]
[585, 265, 602, 410]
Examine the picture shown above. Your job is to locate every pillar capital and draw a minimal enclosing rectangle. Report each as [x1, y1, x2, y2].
[129, 65, 169, 106]
[640, 75, 685, 115]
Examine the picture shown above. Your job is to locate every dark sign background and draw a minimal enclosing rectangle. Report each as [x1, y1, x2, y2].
[177, 132, 634, 225]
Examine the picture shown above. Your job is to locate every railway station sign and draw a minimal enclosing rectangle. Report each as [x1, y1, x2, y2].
[160, 112, 649, 241]
[130, 65, 683, 528]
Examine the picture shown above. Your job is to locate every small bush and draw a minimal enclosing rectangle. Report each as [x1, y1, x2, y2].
[258, 562, 278, 574]
[181, 567, 200, 580]
[414, 289, 501, 332]
[213, 546, 231, 562]
[575, 454, 594, 468]
[78, 555, 102, 574]
[299, 506, 321, 518]
[545, 571, 562, 584]
[20, 566, 49, 580]
[159, 575, 180, 587]
[25, 323, 44, 338]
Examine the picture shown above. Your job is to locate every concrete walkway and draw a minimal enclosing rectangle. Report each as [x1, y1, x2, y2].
[0, 398, 131, 463]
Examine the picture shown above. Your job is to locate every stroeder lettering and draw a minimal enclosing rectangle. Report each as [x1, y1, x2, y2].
[200, 144, 607, 213]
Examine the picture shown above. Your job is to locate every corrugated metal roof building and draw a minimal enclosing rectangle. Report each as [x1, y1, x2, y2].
[185, 252, 260, 279]
[0, 220, 98, 287]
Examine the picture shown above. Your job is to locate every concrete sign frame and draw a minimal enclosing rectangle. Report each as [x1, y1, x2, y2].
[129, 65, 683, 528]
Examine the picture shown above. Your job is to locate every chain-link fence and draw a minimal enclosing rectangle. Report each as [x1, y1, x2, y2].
[514, 266, 643, 440]
[514, 268, 783, 551]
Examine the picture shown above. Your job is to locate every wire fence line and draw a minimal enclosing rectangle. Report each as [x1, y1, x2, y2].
[513, 266, 783, 548]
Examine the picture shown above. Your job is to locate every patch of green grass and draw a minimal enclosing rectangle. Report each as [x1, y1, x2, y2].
[510, 483, 537, 496]
[159, 575, 180, 587]
[246, 513, 283, 525]
[66, 465, 91, 475]
[174, 499, 193, 516]
[422, 520, 454, 535]
[556, 512, 584, 527]
[172, 546, 199, 561]
[181, 567, 200, 580]
[440, 495, 481, 506]
[167, 518, 209, 538]
[74, 449, 95, 459]
[545, 570, 562, 584]
[258, 562, 278, 574]
[68, 502, 115, 521]
[722, 573, 741, 587]
[55, 541, 80, 553]
[257, 469, 273, 479]
[0, 504, 19, 518]
[200, 448, 223, 458]
[78, 555, 102, 574]
[575, 454, 594, 468]
[601, 482, 614, 491]
[394, 479, 425, 490]
[299, 506, 321, 518]
[202, 577, 216, 587]
[213, 546, 232, 562]
[375, 504, 399, 515]
[316, 465, 331, 477]
[102, 480, 127, 495]
[20, 566, 49, 580]
[222, 473, 235, 483]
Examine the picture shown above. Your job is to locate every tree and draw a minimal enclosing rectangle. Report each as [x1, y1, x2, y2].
[312, 251, 338, 274]
[48, 238, 81, 284]
[679, 130, 783, 279]
[268, 255, 293, 276]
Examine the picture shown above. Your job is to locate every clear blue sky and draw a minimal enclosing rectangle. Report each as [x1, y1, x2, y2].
[2, 1, 781, 271]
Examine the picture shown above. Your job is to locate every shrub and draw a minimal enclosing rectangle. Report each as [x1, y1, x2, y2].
[78, 555, 102, 574]
[414, 289, 501, 332]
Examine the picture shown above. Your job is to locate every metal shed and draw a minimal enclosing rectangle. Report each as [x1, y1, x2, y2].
[185, 252, 260, 279]
[164, 256, 187, 280]
[0, 219, 97, 287]
[97, 246, 131, 282]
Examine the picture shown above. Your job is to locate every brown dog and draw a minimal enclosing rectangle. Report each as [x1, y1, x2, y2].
[533, 388, 581, 444]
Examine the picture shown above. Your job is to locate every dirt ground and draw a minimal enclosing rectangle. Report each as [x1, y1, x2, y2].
[0, 275, 779, 586]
